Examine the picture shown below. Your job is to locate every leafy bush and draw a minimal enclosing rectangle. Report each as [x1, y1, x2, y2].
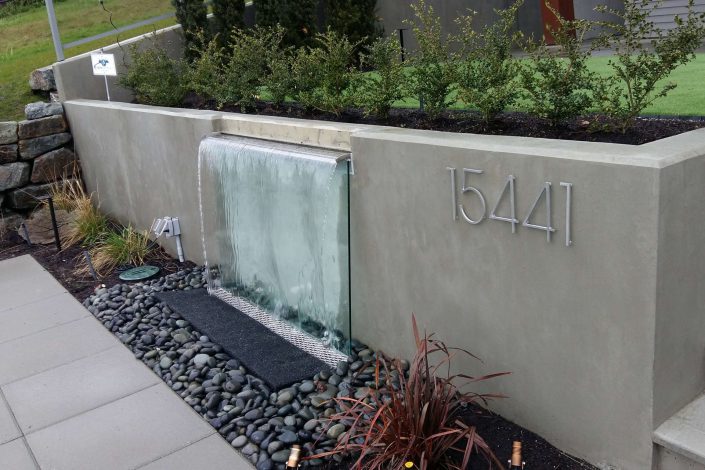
[594, 0, 705, 132]
[455, 0, 523, 123]
[292, 29, 359, 115]
[261, 31, 295, 107]
[405, 0, 457, 120]
[119, 39, 187, 107]
[89, 226, 152, 276]
[187, 33, 228, 105]
[520, 3, 600, 125]
[171, 0, 209, 60]
[254, 0, 316, 48]
[355, 35, 405, 119]
[325, 0, 381, 59]
[312, 316, 509, 470]
[211, 0, 245, 47]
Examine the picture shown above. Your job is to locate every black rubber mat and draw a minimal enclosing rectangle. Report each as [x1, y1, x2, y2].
[155, 289, 330, 390]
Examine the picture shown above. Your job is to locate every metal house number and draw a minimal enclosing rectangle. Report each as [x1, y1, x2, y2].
[447, 167, 573, 247]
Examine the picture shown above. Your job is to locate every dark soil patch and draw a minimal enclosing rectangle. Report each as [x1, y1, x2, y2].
[0, 232, 192, 300]
[182, 94, 705, 145]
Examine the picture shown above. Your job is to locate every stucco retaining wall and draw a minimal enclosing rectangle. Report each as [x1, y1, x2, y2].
[64, 99, 705, 469]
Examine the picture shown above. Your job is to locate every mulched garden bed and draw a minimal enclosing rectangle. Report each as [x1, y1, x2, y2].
[183, 95, 705, 145]
[0, 235, 594, 469]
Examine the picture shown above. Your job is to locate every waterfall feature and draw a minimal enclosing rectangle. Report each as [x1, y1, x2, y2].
[198, 135, 351, 355]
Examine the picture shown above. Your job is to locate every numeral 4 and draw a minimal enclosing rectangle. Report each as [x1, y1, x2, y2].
[522, 182, 556, 242]
[489, 175, 518, 233]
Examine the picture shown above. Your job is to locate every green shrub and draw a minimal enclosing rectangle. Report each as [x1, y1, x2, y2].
[187, 33, 228, 105]
[405, 0, 457, 120]
[595, 0, 705, 132]
[171, 0, 209, 60]
[520, 3, 600, 125]
[324, 0, 381, 58]
[119, 39, 187, 107]
[455, 1, 523, 123]
[292, 29, 359, 115]
[254, 0, 316, 48]
[261, 28, 295, 107]
[355, 35, 405, 119]
[211, 0, 245, 47]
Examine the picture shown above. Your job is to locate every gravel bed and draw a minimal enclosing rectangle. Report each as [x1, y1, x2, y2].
[83, 266, 385, 470]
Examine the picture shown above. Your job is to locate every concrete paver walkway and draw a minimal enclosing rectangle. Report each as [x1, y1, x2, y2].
[0, 255, 252, 469]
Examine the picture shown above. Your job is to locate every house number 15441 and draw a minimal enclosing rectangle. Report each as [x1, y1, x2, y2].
[447, 167, 573, 247]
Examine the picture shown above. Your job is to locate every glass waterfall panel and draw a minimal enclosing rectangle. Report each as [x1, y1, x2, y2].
[198, 135, 351, 353]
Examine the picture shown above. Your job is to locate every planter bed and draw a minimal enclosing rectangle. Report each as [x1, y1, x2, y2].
[182, 97, 705, 145]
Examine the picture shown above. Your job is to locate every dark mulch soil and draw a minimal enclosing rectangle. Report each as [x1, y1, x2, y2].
[0, 232, 192, 300]
[0, 234, 594, 469]
[183, 94, 705, 145]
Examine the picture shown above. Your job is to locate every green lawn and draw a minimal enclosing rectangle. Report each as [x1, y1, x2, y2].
[0, 0, 175, 120]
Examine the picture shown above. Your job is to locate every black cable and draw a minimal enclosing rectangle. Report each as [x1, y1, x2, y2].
[99, 0, 127, 66]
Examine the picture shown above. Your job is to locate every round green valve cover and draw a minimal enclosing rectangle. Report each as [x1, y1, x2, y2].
[119, 265, 160, 282]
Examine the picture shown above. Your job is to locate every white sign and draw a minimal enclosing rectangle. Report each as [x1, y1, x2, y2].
[91, 53, 117, 76]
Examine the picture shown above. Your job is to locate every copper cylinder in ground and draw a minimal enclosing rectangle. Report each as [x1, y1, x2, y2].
[511, 441, 523, 467]
[286, 445, 301, 469]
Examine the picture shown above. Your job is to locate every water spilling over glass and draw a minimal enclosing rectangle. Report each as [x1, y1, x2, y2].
[198, 135, 351, 354]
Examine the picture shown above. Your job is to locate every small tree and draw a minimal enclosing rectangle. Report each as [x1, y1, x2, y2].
[355, 35, 405, 119]
[405, 0, 457, 120]
[171, 0, 209, 60]
[455, 0, 523, 124]
[212, 0, 245, 47]
[595, 0, 705, 132]
[520, 3, 601, 125]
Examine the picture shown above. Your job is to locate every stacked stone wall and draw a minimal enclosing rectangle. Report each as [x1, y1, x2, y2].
[0, 102, 77, 237]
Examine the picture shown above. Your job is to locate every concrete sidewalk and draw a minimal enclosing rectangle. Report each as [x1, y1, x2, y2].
[0, 255, 252, 470]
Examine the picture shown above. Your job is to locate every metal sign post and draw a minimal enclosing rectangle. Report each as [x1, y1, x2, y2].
[45, 0, 64, 61]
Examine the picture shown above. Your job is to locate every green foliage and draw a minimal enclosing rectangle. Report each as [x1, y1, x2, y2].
[595, 0, 705, 132]
[455, 1, 523, 123]
[520, 3, 600, 125]
[254, 0, 316, 48]
[171, 0, 209, 60]
[211, 0, 245, 47]
[90, 226, 152, 276]
[325, 0, 381, 58]
[0, 0, 66, 20]
[292, 29, 359, 115]
[262, 31, 295, 107]
[118, 39, 187, 107]
[355, 36, 404, 119]
[405, 0, 457, 120]
[187, 32, 227, 104]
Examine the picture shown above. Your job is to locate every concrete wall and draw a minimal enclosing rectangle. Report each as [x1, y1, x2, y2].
[63, 99, 705, 470]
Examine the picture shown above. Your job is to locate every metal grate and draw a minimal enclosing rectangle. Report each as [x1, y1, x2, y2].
[210, 288, 348, 368]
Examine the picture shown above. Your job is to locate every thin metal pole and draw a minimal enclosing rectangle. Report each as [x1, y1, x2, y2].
[47, 197, 62, 251]
[398, 28, 406, 63]
[45, 0, 65, 61]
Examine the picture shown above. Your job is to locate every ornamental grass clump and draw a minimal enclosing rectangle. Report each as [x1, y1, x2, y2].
[455, 0, 523, 124]
[355, 36, 405, 119]
[595, 0, 705, 132]
[405, 0, 458, 120]
[88, 226, 152, 276]
[312, 316, 509, 470]
[50, 178, 109, 248]
[520, 3, 602, 126]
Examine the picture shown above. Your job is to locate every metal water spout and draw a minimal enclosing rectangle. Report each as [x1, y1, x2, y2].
[151, 216, 184, 262]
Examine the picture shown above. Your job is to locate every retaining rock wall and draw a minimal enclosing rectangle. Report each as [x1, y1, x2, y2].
[0, 102, 78, 238]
